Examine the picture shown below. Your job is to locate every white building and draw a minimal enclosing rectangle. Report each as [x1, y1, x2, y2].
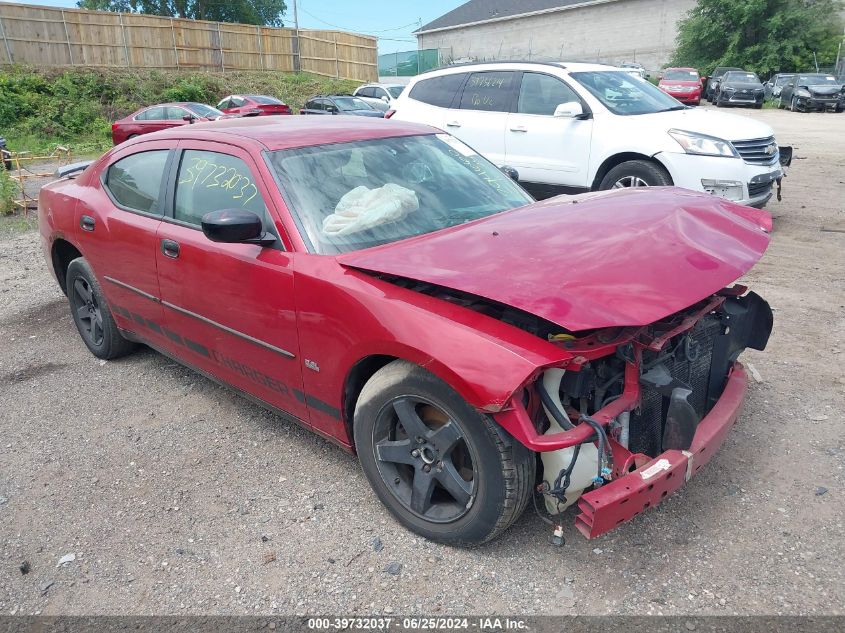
[415, 0, 699, 72]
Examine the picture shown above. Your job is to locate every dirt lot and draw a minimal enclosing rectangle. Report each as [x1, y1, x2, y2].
[1, 108, 843, 617]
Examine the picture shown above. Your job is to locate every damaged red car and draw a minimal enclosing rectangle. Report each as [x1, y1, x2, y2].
[39, 118, 772, 546]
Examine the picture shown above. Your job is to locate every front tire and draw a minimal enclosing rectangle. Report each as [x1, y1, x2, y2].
[353, 360, 534, 546]
[66, 258, 136, 360]
[598, 159, 672, 191]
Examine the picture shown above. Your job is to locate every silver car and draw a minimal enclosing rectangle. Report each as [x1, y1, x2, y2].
[352, 83, 406, 111]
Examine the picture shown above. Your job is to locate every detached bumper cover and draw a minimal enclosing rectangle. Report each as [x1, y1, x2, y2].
[574, 362, 748, 539]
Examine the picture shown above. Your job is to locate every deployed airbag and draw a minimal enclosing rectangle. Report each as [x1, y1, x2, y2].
[322, 183, 419, 237]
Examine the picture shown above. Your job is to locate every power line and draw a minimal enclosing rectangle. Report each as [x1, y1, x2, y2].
[297, 4, 417, 34]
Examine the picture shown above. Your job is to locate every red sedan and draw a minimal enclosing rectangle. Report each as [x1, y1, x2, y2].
[39, 117, 772, 546]
[217, 94, 292, 116]
[111, 102, 226, 145]
[658, 67, 704, 105]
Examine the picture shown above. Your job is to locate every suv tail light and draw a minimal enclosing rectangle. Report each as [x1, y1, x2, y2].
[384, 109, 396, 119]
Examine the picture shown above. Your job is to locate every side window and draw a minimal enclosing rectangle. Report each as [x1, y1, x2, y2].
[231, 96, 245, 107]
[304, 99, 317, 110]
[375, 88, 388, 99]
[174, 150, 268, 227]
[459, 71, 516, 112]
[166, 107, 188, 120]
[358, 87, 373, 98]
[142, 106, 165, 121]
[408, 73, 467, 108]
[217, 98, 231, 110]
[517, 73, 581, 116]
[105, 150, 169, 214]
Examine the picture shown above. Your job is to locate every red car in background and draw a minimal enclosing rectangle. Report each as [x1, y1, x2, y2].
[39, 117, 772, 547]
[658, 67, 703, 105]
[217, 94, 292, 116]
[111, 102, 226, 145]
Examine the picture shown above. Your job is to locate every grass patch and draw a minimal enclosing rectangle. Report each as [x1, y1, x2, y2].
[0, 212, 37, 237]
[0, 66, 364, 154]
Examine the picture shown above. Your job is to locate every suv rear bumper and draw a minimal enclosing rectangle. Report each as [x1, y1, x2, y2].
[575, 362, 748, 538]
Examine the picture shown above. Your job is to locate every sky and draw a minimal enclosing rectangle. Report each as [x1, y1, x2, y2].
[7, 0, 466, 54]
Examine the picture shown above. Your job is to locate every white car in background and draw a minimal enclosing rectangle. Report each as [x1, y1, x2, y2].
[352, 83, 406, 112]
[389, 61, 785, 207]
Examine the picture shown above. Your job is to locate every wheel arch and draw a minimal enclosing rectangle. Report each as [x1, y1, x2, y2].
[590, 152, 673, 190]
[342, 354, 399, 451]
[51, 238, 83, 295]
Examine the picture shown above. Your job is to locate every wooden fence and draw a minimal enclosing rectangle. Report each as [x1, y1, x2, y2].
[0, 2, 378, 81]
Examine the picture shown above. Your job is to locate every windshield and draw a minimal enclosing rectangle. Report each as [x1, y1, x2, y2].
[387, 86, 405, 98]
[334, 97, 373, 111]
[663, 69, 699, 81]
[249, 95, 284, 105]
[724, 72, 760, 83]
[798, 74, 840, 86]
[268, 134, 533, 255]
[570, 70, 684, 115]
[187, 103, 224, 118]
[774, 75, 794, 86]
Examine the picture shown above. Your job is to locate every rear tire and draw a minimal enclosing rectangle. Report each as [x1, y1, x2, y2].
[353, 360, 534, 546]
[598, 160, 672, 191]
[66, 257, 136, 360]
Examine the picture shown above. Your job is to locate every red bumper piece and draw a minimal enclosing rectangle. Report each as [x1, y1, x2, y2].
[574, 362, 748, 539]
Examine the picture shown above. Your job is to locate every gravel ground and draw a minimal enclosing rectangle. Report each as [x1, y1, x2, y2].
[1, 108, 843, 617]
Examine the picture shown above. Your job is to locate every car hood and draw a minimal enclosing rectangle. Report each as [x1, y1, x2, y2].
[806, 85, 843, 96]
[723, 81, 764, 91]
[338, 188, 771, 332]
[639, 107, 773, 140]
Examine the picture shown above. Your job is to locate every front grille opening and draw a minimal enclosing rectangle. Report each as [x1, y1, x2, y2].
[732, 136, 778, 166]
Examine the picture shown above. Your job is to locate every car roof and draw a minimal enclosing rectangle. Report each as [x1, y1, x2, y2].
[412, 60, 620, 79]
[142, 116, 439, 151]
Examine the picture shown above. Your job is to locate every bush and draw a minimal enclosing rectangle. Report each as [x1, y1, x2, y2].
[0, 168, 17, 215]
[0, 66, 364, 155]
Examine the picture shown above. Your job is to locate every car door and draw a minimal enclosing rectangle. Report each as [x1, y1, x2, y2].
[445, 71, 517, 166]
[505, 71, 594, 191]
[780, 76, 796, 105]
[74, 140, 171, 338]
[154, 141, 309, 422]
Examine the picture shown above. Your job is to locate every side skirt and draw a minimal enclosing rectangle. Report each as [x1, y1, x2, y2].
[120, 328, 355, 454]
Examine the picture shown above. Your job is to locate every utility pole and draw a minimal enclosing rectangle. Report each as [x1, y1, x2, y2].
[292, 0, 301, 72]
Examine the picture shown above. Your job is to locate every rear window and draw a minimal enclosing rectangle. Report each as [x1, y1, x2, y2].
[409, 73, 467, 108]
[249, 95, 284, 105]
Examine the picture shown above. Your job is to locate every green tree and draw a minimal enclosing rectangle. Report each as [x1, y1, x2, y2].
[671, 0, 845, 76]
[77, 0, 287, 26]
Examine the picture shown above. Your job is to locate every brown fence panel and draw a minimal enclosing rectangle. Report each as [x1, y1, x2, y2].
[0, 2, 376, 79]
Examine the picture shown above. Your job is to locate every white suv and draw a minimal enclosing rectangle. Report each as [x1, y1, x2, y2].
[390, 62, 783, 207]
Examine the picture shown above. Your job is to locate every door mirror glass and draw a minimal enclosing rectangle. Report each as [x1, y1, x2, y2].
[499, 165, 519, 182]
[201, 209, 264, 243]
[553, 101, 584, 118]
[326, 105, 338, 113]
[183, 114, 197, 123]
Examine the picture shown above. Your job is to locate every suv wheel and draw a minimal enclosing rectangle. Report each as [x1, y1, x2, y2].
[353, 360, 534, 546]
[599, 160, 672, 191]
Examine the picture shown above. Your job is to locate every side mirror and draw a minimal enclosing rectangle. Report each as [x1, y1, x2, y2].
[326, 105, 338, 114]
[380, 95, 390, 103]
[553, 101, 584, 118]
[182, 114, 197, 123]
[201, 209, 275, 246]
[500, 165, 519, 182]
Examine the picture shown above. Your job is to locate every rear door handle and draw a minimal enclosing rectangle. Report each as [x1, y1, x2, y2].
[160, 239, 180, 259]
[80, 215, 95, 232]
[509, 126, 528, 133]
[445, 121, 461, 128]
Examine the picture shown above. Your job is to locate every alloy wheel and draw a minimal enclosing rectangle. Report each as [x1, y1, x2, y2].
[613, 176, 650, 188]
[71, 277, 104, 346]
[372, 396, 477, 523]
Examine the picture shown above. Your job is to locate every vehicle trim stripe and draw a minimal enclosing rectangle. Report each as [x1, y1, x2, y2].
[104, 275, 296, 360]
[160, 300, 296, 360]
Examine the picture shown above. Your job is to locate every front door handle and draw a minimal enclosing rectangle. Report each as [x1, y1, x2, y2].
[160, 239, 180, 259]
[509, 126, 528, 133]
[445, 121, 461, 128]
[80, 215, 95, 232]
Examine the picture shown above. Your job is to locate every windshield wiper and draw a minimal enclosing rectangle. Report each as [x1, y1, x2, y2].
[659, 105, 687, 112]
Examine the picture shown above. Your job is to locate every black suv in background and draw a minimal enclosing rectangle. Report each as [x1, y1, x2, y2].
[714, 70, 766, 109]
[300, 95, 384, 117]
[705, 67, 742, 102]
